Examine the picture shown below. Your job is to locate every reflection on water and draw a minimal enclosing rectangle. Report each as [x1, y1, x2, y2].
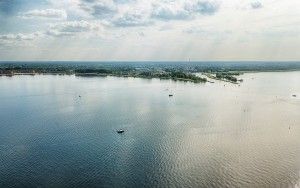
[0, 72, 300, 187]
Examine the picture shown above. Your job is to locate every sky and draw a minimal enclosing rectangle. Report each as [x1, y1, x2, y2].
[0, 0, 300, 61]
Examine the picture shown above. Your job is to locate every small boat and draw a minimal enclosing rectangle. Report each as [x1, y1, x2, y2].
[117, 129, 125, 134]
[292, 94, 297, 97]
[79, 95, 81, 98]
[169, 94, 173, 97]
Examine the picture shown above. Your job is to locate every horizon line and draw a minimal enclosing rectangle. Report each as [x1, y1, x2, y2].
[1, 60, 300, 63]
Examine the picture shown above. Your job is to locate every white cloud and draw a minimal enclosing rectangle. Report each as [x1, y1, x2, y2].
[0, 32, 42, 47]
[185, 0, 220, 15]
[151, 0, 220, 20]
[151, 2, 190, 20]
[250, 1, 263, 9]
[46, 20, 103, 37]
[113, 11, 152, 27]
[76, 0, 220, 25]
[0, 33, 40, 41]
[21, 9, 67, 20]
[79, 0, 118, 18]
[113, 0, 136, 4]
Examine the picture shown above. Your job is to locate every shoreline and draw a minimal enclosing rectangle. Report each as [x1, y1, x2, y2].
[1, 62, 300, 84]
[1, 69, 299, 84]
[0, 72, 207, 84]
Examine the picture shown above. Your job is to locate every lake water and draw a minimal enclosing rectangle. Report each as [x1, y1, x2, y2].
[0, 72, 300, 188]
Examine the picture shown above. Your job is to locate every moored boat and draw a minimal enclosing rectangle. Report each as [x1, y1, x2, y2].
[117, 129, 125, 134]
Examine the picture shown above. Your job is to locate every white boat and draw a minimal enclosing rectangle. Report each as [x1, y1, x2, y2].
[117, 129, 125, 134]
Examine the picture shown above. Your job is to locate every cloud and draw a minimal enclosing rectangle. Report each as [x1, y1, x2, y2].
[159, 24, 174, 31]
[0, 33, 40, 41]
[151, 2, 190, 20]
[250, 1, 263, 9]
[0, 32, 41, 46]
[79, 0, 118, 18]
[46, 20, 103, 37]
[184, 27, 206, 34]
[113, 11, 152, 27]
[0, 20, 104, 42]
[184, 27, 232, 36]
[138, 31, 145, 37]
[113, 0, 136, 4]
[151, 0, 220, 21]
[185, 0, 220, 15]
[0, 21, 104, 44]
[77, 0, 220, 25]
[21, 9, 67, 20]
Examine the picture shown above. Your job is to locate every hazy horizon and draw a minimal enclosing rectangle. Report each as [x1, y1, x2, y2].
[1, 60, 300, 63]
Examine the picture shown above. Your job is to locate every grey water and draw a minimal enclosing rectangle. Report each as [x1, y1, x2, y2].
[0, 72, 300, 188]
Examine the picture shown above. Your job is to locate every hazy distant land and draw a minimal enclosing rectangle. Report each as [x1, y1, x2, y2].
[1, 61, 300, 84]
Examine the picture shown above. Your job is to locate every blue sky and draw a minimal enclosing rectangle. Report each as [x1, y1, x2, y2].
[0, 0, 300, 61]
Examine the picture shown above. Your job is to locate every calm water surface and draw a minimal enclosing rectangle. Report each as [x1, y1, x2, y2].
[0, 72, 300, 188]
